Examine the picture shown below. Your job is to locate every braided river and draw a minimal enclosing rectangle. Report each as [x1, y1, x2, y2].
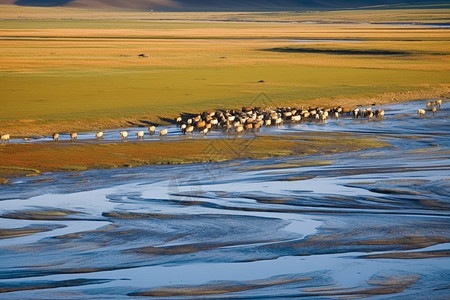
[1, 100, 449, 299]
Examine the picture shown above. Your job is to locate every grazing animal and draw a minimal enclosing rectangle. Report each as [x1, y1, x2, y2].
[180, 124, 187, 134]
[427, 100, 442, 109]
[361, 108, 373, 118]
[292, 115, 301, 122]
[275, 118, 283, 126]
[176, 116, 182, 124]
[148, 126, 156, 135]
[202, 128, 208, 135]
[120, 131, 128, 140]
[196, 120, 206, 129]
[159, 129, 168, 136]
[96, 131, 103, 140]
[417, 109, 426, 116]
[136, 131, 145, 140]
[185, 125, 194, 134]
[432, 107, 437, 114]
[235, 125, 244, 133]
[52, 133, 59, 141]
[70, 133, 77, 141]
[375, 109, 385, 118]
[1, 134, 10, 143]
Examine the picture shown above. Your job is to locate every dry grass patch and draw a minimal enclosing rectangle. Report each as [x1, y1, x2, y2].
[0, 132, 389, 178]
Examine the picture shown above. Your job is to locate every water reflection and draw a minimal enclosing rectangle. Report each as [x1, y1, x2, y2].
[0, 100, 449, 298]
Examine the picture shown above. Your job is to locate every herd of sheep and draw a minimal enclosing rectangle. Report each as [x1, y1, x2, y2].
[0, 100, 443, 143]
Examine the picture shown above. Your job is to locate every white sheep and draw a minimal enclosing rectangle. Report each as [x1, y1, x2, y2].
[136, 131, 145, 140]
[1, 134, 10, 143]
[120, 131, 128, 140]
[159, 129, 168, 136]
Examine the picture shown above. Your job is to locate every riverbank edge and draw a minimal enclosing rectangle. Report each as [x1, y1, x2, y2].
[2, 85, 449, 138]
[0, 131, 391, 183]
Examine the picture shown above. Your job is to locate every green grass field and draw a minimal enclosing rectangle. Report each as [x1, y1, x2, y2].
[0, 6, 449, 136]
[1, 66, 445, 120]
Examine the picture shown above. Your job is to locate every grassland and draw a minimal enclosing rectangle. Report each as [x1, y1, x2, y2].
[0, 5, 449, 178]
[1, 5, 449, 136]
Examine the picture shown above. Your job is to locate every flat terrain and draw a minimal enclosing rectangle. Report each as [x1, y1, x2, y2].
[0, 6, 449, 178]
[1, 6, 449, 137]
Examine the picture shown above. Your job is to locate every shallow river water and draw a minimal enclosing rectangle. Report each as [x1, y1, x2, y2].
[1, 100, 449, 299]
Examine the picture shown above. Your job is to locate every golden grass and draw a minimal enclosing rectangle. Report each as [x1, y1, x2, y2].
[0, 132, 389, 178]
[0, 5, 449, 24]
[0, 7, 449, 137]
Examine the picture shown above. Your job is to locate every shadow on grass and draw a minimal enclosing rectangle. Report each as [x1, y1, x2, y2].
[126, 120, 160, 127]
[15, 0, 74, 6]
[263, 47, 412, 56]
[158, 116, 177, 125]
